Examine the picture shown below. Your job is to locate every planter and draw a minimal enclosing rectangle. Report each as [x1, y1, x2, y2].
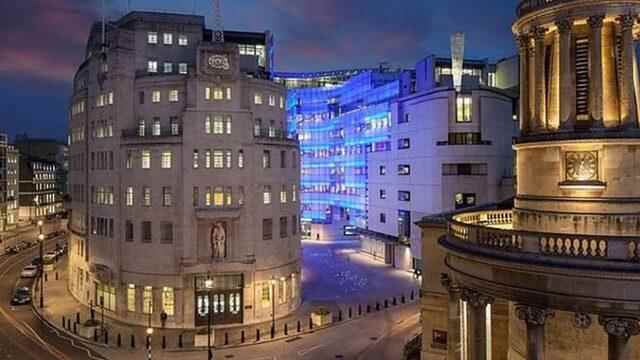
[194, 332, 214, 347]
[311, 309, 333, 327]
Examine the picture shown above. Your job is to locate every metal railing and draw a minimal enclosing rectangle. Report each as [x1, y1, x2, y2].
[122, 126, 181, 139]
[448, 210, 640, 262]
[516, 0, 579, 17]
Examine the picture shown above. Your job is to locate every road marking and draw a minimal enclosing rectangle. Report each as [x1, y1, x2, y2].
[297, 343, 326, 356]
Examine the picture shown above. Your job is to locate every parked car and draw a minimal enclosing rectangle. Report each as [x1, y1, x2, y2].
[19, 241, 34, 249]
[11, 287, 32, 305]
[31, 257, 42, 267]
[20, 265, 38, 278]
[5, 246, 19, 255]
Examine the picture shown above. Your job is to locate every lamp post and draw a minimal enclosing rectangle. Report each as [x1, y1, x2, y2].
[205, 277, 214, 360]
[37, 220, 44, 308]
[270, 277, 276, 335]
[146, 298, 153, 360]
[99, 295, 105, 336]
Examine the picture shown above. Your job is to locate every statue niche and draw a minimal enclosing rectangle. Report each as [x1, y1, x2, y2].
[210, 222, 227, 259]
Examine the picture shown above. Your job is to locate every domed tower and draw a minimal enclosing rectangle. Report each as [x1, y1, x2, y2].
[433, 1, 640, 360]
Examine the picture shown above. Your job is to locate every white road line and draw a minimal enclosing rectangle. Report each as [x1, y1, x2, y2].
[297, 343, 326, 356]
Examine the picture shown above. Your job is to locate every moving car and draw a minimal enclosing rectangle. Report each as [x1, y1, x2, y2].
[11, 287, 31, 305]
[20, 265, 38, 278]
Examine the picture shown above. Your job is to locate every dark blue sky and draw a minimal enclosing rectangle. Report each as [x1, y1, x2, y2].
[0, 0, 517, 141]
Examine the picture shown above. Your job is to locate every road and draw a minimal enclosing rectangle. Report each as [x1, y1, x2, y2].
[0, 230, 101, 360]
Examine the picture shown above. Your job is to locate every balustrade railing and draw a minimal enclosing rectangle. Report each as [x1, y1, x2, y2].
[516, 0, 576, 17]
[447, 210, 639, 263]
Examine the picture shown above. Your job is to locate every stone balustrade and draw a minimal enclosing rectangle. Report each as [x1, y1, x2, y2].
[517, 0, 574, 17]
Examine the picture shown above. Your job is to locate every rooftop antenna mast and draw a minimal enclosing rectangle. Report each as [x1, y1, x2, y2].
[101, 0, 106, 49]
[212, 0, 225, 43]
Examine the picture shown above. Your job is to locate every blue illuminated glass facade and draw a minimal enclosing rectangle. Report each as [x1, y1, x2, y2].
[286, 71, 406, 227]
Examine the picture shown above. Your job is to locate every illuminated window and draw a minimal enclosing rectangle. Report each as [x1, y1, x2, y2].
[225, 150, 232, 168]
[205, 116, 211, 134]
[280, 185, 287, 203]
[398, 191, 411, 202]
[213, 150, 224, 168]
[261, 284, 270, 303]
[398, 138, 410, 149]
[213, 186, 224, 207]
[162, 187, 173, 207]
[147, 61, 158, 73]
[213, 116, 224, 134]
[225, 187, 232, 205]
[379, 189, 387, 199]
[398, 164, 410, 176]
[193, 150, 199, 169]
[279, 96, 284, 109]
[147, 32, 158, 44]
[178, 63, 188, 74]
[455, 193, 476, 209]
[213, 87, 224, 100]
[226, 87, 232, 100]
[269, 95, 276, 106]
[292, 184, 297, 202]
[254, 93, 263, 105]
[263, 185, 272, 204]
[162, 287, 174, 316]
[262, 151, 271, 168]
[164, 62, 173, 73]
[141, 150, 151, 169]
[152, 118, 161, 136]
[126, 187, 134, 207]
[127, 284, 136, 312]
[205, 187, 211, 206]
[169, 89, 179, 102]
[178, 34, 188, 46]
[163, 33, 173, 45]
[238, 186, 245, 206]
[205, 87, 211, 100]
[456, 95, 472, 123]
[238, 150, 244, 168]
[143, 187, 151, 207]
[205, 150, 211, 169]
[152, 90, 161, 103]
[143, 286, 153, 314]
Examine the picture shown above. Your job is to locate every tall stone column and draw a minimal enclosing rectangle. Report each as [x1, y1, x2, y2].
[518, 34, 531, 134]
[462, 288, 494, 360]
[533, 26, 547, 131]
[588, 15, 605, 127]
[557, 18, 574, 129]
[599, 317, 640, 360]
[441, 274, 462, 360]
[618, 14, 637, 127]
[602, 21, 620, 127]
[515, 305, 554, 360]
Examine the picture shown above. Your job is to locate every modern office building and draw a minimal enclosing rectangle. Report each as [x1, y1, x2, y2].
[0, 134, 19, 232]
[15, 136, 69, 196]
[18, 155, 61, 221]
[420, 0, 640, 359]
[273, 68, 380, 89]
[365, 55, 518, 272]
[284, 68, 414, 239]
[68, 11, 300, 328]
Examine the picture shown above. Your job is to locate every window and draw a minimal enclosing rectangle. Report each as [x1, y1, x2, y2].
[213, 115, 224, 134]
[238, 186, 245, 206]
[254, 93, 263, 105]
[139, 91, 145, 105]
[148, 61, 158, 73]
[398, 210, 411, 239]
[292, 215, 298, 235]
[152, 118, 161, 136]
[225, 150, 232, 168]
[169, 90, 179, 102]
[152, 91, 161, 103]
[147, 32, 158, 44]
[138, 119, 146, 136]
[279, 96, 285, 109]
[142, 222, 152, 243]
[398, 191, 411, 202]
[380, 213, 386, 223]
[193, 187, 199, 207]
[126, 187, 134, 207]
[142, 150, 151, 169]
[262, 151, 271, 168]
[205, 187, 212, 206]
[280, 150, 287, 168]
[280, 217, 288, 238]
[107, 92, 114, 105]
[446, 132, 486, 145]
[125, 220, 134, 241]
[205, 116, 212, 134]
[162, 287, 174, 316]
[238, 150, 244, 168]
[379, 165, 386, 175]
[213, 150, 224, 169]
[213, 186, 224, 207]
[379, 189, 387, 199]
[143, 187, 151, 207]
[269, 95, 276, 107]
[398, 138, 410, 149]
[442, 163, 488, 176]
[143, 286, 153, 314]
[292, 184, 297, 202]
[160, 222, 173, 244]
[398, 164, 410, 176]
[204, 150, 211, 169]
[162, 187, 173, 207]
[178, 34, 188, 46]
[163, 33, 173, 45]
[163, 62, 173, 73]
[170, 117, 179, 135]
[179, 63, 188, 74]
[399, 112, 409, 124]
[127, 284, 136, 312]
[225, 187, 232, 206]
[456, 95, 472, 122]
[263, 185, 272, 204]
[261, 285, 271, 304]
[262, 218, 273, 240]
[193, 150, 199, 169]
[455, 193, 476, 209]
[280, 185, 287, 203]
[292, 152, 297, 168]
[213, 87, 224, 100]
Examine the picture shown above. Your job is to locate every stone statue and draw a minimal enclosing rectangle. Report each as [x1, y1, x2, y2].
[210, 222, 226, 259]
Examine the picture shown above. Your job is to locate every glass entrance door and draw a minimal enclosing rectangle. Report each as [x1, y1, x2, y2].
[194, 274, 244, 326]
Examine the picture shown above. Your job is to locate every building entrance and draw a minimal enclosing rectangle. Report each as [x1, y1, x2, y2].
[194, 274, 243, 326]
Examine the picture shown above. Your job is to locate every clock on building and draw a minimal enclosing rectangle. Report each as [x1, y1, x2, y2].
[565, 151, 598, 181]
[208, 54, 230, 71]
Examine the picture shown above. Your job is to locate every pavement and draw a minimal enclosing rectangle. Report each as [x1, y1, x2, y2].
[34, 237, 421, 359]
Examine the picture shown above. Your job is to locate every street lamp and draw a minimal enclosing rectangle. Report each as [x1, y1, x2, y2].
[205, 277, 214, 360]
[146, 325, 153, 360]
[270, 277, 276, 335]
[37, 220, 44, 309]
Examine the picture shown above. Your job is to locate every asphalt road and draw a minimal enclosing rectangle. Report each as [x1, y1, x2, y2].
[0, 231, 102, 360]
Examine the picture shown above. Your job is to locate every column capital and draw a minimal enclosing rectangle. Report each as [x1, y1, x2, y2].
[461, 288, 493, 308]
[440, 273, 460, 293]
[555, 17, 573, 34]
[587, 14, 605, 29]
[516, 33, 530, 51]
[617, 14, 636, 30]
[532, 26, 547, 40]
[600, 317, 640, 338]
[515, 305, 554, 326]
[573, 313, 592, 329]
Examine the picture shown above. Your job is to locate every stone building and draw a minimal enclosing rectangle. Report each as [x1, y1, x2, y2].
[419, 0, 640, 359]
[15, 136, 69, 196]
[67, 11, 301, 329]
[0, 134, 19, 232]
[18, 155, 61, 221]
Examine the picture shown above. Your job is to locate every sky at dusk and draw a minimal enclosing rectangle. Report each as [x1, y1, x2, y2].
[0, 0, 517, 141]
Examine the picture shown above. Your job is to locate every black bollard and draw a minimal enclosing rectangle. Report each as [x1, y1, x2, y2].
[367, 304, 371, 313]
[68, 318, 72, 330]
[44, 273, 48, 282]
[131, 334, 135, 348]
[384, 299, 388, 308]
[309, 317, 313, 329]
[348, 307, 352, 319]
[104, 330, 109, 345]
[241, 330, 245, 343]
[162, 335, 166, 349]
[271, 325, 275, 339]
[376, 302, 380, 311]
[117, 333, 122, 347]
[401, 295, 406, 304]
[62, 316, 66, 327]
[410, 290, 414, 301]
[73, 322, 77, 334]
[297, 320, 301, 332]
[338, 310, 342, 322]
[393, 297, 397, 306]
[284, 323, 288, 336]
[256, 329, 260, 342]
[225, 332, 229, 345]
[178, 334, 183, 348]
[76, 312, 80, 324]
[93, 328, 98, 342]
[55, 272, 59, 280]
[358, 304, 362, 316]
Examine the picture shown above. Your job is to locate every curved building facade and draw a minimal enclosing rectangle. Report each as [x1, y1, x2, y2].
[68, 12, 301, 329]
